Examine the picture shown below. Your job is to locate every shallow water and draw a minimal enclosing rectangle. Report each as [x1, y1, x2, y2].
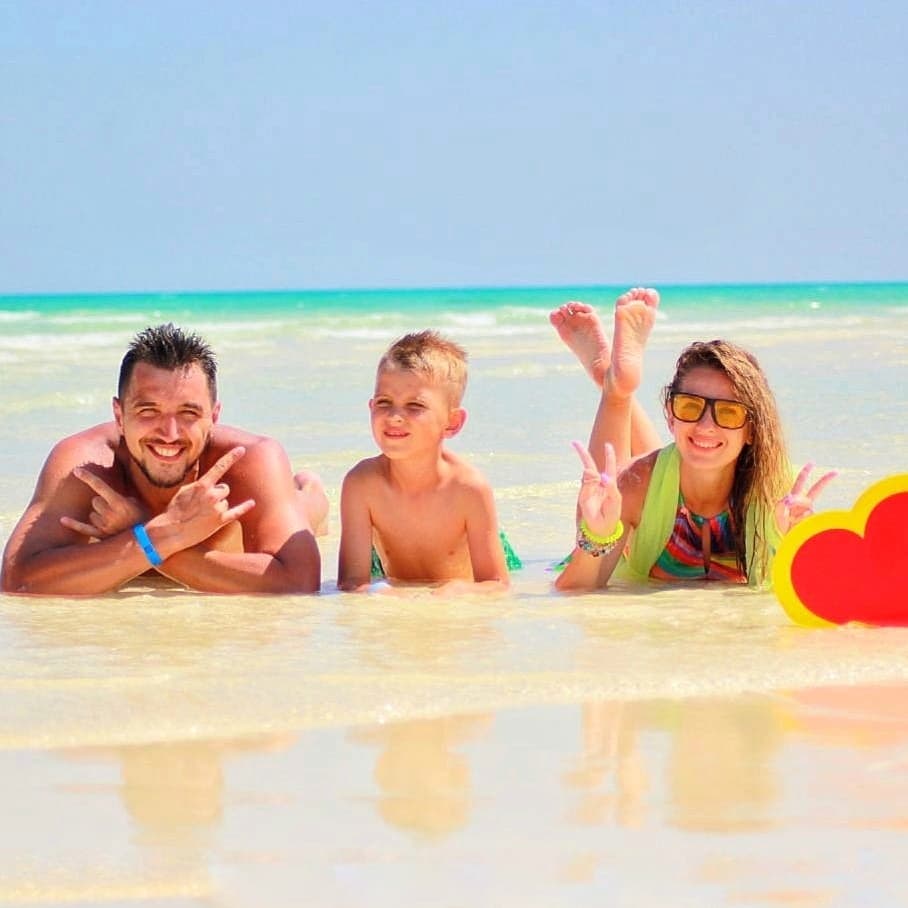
[5, 587, 908, 906]
[1, 287, 907, 905]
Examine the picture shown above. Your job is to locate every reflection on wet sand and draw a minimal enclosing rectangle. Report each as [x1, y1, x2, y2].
[564, 701, 647, 828]
[659, 696, 782, 832]
[5, 674, 908, 903]
[352, 713, 493, 838]
[563, 696, 782, 834]
[781, 683, 908, 832]
[562, 686, 908, 836]
[0, 733, 296, 903]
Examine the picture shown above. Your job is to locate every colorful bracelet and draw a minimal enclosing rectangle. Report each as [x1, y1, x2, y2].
[576, 518, 624, 557]
[132, 523, 163, 566]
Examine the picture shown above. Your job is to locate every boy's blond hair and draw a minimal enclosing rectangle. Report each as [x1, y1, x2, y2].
[378, 330, 468, 405]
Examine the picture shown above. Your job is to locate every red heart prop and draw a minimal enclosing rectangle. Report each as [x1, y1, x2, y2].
[790, 493, 908, 625]
[774, 476, 908, 627]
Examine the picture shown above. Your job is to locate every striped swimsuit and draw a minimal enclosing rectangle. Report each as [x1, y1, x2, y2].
[649, 497, 746, 583]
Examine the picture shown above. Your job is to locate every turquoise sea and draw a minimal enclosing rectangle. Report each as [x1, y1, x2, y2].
[4, 281, 907, 337]
[2, 282, 908, 906]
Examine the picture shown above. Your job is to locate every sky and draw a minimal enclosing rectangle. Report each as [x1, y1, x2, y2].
[2, 0, 906, 293]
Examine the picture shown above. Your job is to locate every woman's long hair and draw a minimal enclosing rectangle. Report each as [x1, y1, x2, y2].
[660, 340, 790, 581]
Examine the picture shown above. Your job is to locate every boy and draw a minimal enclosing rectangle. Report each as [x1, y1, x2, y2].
[338, 330, 509, 593]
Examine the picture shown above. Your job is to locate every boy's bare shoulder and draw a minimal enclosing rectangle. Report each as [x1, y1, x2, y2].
[441, 450, 494, 493]
[341, 454, 387, 485]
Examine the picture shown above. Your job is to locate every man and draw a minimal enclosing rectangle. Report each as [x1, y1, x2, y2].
[1, 324, 325, 594]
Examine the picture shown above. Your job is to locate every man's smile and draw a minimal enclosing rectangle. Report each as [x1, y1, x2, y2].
[146, 442, 187, 460]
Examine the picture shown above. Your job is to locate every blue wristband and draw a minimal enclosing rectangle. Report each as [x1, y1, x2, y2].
[132, 523, 163, 566]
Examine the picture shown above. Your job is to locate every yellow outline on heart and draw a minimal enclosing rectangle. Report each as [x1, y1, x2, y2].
[772, 473, 908, 628]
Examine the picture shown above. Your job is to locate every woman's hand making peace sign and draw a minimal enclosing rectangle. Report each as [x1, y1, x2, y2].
[775, 462, 839, 534]
[572, 440, 622, 539]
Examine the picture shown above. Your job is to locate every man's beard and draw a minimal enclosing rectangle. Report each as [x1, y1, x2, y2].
[129, 438, 208, 489]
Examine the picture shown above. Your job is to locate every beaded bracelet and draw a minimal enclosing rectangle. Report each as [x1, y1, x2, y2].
[576, 518, 624, 557]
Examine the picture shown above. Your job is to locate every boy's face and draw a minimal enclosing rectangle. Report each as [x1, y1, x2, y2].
[369, 366, 465, 458]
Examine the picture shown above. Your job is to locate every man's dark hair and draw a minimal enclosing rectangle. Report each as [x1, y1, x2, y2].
[117, 324, 218, 401]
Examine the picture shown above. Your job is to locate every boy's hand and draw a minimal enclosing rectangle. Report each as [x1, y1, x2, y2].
[60, 467, 148, 538]
[775, 462, 838, 534]
[573, 440, 622, 539]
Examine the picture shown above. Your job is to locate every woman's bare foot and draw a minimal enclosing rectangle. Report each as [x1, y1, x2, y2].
[294, 470, 330, 536]
[608, 288, 660, 398]
[549, 301, 611, 387]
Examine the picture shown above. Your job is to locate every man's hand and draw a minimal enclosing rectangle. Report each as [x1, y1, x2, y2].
[200, 519, 245, 554]
[60, 467, 147, 538]
[154, 446, 256, 551]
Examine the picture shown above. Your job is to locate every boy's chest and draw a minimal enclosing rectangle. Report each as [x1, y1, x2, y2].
[372, 490, 465, 537]
[371, 489, 469, 570]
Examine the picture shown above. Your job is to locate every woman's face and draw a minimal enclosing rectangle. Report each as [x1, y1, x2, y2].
[667, 366, 753, 471]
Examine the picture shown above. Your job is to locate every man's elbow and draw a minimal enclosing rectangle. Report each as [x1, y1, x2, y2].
[0, 570, 20, 594]
[285, 554, 321, 594]
[279, 558, 320, 594]
[290, 573, 321, 594]
[0, 557, 27, 594]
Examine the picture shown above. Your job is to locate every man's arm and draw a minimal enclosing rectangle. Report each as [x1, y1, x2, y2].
[3, 443, 255, 595]
[157, 439, 321, 594]
[337, 466, 377, 592]
[1, 437, 158, 594]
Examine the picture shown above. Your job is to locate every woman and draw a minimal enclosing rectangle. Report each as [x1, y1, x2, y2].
[549, 288, 835, 590]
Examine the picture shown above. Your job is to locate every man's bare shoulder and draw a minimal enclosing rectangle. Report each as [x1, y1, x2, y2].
[43, 422, 120, 476]
[207, 423, 275, 453]
[207, 425, 290, 464]
[9, 423, 121, 549]
[207, 425, 293, 483]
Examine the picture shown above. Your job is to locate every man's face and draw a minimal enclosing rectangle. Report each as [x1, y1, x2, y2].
[113, 361, 220, 488]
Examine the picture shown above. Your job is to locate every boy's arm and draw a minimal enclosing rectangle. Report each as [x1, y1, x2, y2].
[435, 480, 510, 595]
[158, 439, 321, 594]
[337, 467, 377, 592]
[467, 482, 510, 585]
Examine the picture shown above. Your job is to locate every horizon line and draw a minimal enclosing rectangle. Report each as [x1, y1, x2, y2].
[3, 278, 907, 300]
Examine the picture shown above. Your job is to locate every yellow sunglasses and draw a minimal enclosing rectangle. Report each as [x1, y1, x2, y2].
[669, 392, 749, 429]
